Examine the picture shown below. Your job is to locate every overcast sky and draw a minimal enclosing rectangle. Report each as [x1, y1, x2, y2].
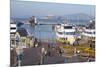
[11, 1, 95, 18]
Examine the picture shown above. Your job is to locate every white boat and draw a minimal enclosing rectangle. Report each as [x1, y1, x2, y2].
[82, 28, 95, 42]
[81, 19, 95, 42]
[55, 23, 76, 44]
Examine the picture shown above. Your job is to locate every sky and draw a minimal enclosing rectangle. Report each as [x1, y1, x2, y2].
[10, 1, 95, 18]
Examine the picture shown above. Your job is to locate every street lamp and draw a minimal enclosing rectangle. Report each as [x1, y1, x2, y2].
[40, 47, 46, 64]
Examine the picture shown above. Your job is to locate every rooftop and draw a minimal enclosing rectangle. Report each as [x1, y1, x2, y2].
[17, 28, 28, 37]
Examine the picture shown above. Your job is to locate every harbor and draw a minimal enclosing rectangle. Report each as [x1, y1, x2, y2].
[10, 1, 95, 67]
[10, 16, 95, 67]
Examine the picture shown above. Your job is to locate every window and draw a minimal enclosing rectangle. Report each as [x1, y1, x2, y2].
[58, 32, 63, 34]
[22, 39, 25, 42]
[61, 38, 67, 40]
[58, 32, 76, 35]
[10, 27, 16, 29]
[64, 26, 72, 29]
[11, 40, 15, 45]
[65, 32, 76, 35]
[85, 31, 95, 34]
[93, 32, 95, 34]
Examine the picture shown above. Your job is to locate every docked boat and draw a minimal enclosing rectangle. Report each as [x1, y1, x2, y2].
[82, 28, 95, 42]
[81, 19, 95, 42]
[55, 23, 76, 44]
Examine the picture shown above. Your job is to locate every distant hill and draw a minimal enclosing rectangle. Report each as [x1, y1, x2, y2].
[38, 13, 94, 24]
[11, 13, 95, 25]
[62, 13, 94, 21]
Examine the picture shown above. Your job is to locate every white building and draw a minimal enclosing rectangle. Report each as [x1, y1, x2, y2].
[10, 22, 17, 50]
[15, 28, 28, 48]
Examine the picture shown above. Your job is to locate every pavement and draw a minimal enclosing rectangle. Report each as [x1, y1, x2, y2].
[21, 45, 66, 66]
[21, 48, 41, 66]
[11, 41, 95, 66]
[43, 56, 66, 64]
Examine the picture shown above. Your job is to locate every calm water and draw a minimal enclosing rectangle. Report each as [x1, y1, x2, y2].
[20, 20, 88, 41]
[21, 21, 56, 41]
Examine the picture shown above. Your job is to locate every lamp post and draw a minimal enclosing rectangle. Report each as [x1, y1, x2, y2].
[40, 47, 45, 64]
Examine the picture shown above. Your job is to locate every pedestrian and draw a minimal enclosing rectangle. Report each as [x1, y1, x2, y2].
[46, 49, 51, 57]
[73, 39, 79, 46]
[90, 43, 92, 48]
[58, 48, 63, 56]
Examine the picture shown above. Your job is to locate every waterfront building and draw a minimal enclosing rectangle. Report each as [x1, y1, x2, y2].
[10, 21, 17, 66]
[26, 33, 36, 48]
[15, 28, 28, 48]
[10, 22, 17, 50]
